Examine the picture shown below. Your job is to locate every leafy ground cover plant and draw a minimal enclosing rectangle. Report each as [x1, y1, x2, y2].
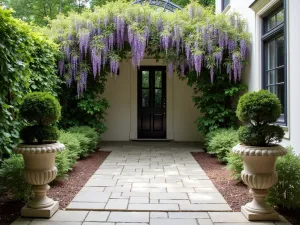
[0, 154, 32, 201]
[236, 90, 284, 146]
[58, 131, 81, 165]
[67, 126, 100, 151]
[226, 150, 243, 180]
[267, 147, 300, 209]
[206, 128, 239, 163]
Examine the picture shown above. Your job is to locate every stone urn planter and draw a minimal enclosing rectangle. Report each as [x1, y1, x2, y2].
[16, 92, 64, 218]
[14, 142, 65, 217]
[234, 90, 288, 221]
[233, 144, 287, 220]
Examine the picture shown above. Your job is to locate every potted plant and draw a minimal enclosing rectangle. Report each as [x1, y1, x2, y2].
[14, 92, 64, 218]
[233, 90, 287, 221]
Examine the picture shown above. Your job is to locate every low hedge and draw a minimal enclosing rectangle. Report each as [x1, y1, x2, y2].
[206, 128, 239, 163]
[267, 147, 300, 209]
[67, 126, 99, 151]
[0, 154, 32, 201]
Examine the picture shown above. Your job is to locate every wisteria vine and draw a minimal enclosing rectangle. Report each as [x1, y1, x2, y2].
[50, 1, 250, 96]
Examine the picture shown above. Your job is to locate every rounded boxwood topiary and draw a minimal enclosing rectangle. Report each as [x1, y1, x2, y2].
[34, 126, 59, 143]
[236, 90, 281, 124]
[236, 90, 284, 146]
[238, 125, 284, 147]
[20, 126, 36, 144]
[20, 126, 59, 144]
[20, 92, 61, 125]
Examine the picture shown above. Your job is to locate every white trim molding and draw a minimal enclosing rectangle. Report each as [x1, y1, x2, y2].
[250, 0, 282, 15]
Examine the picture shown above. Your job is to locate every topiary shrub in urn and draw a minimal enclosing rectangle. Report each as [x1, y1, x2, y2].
[14, 92, 64, 218]
[233, 90, 287, 221]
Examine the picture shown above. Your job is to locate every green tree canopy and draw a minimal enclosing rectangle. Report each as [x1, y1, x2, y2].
[2, 0, 89, 25]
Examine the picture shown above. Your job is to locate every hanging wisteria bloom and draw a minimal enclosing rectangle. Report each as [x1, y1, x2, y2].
[79, 29, 90, 56]
[49, 1, 250, 96]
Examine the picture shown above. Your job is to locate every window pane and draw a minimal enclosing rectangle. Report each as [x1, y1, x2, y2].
[142, 71, 149, 88]
[277, 67, 284, 83]
[142, 89, 149, 107]
[268, 85, 275, 95]
[267, 15, 276, 31]
[267, 40, 275, 70]
[276, 9, 284, 25]
[276, 35, 284, 67]
[277, 84, 285, 113]
[222, 0, 230, 10]
[155, 71, 162, 88]
[155, 89, 162, 107]
[267, 71, 275, 85]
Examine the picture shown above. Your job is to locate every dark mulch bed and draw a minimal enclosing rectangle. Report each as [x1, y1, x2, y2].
[193, 152, 300, 225]
[0, 150, 110, 225]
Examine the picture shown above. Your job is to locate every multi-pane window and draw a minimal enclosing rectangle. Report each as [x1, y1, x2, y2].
[222, 0, 230, 11]
[263, 6, 286, 124]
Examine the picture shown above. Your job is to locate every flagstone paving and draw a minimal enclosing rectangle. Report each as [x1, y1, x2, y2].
[66, 142, 230, 212]
[11, 142, 291, 225]
[11, 211, 291, 225]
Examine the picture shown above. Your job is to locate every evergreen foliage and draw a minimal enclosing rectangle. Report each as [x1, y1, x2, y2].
[0, 8, 58, 157]
[236, 90, 284, 146]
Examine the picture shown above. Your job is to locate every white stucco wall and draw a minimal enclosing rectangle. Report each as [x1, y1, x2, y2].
[216, 0, 300, 153]
[286, 0, 300, 153]
[102, 58, 202, 142]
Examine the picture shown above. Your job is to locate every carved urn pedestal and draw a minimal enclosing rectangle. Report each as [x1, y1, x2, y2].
[14, 142, 65, 218]
[233, 144, 287, 221]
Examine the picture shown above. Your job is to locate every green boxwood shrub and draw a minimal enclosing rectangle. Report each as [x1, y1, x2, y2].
[71, 133, 91, 158]
[67, 126, 99, 151]
[267, 147, 300, 209]
[205, 128, 228, 149]
[35, 126, 59, 143]
[19, 126, 36, 143]
[207, 128, 239, 163]
[0, 155, 32, 201]
[55, 149, 72, 179]
[19, 92, 61, 144]
[58, 131, 80, 165]
[226, 151, 243, 180]
[238, 125, 284, 146]
[236, 90, 281, 124]
[236, 90, 284, 146]
[20, 92, 61, 125]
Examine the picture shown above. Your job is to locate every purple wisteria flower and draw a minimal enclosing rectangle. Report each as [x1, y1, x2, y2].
[180, 62, 185, 76]
[227, 63, 232, 81]
[210, 67, 214, 83]
[58, 60, 64, 76]
[185, 43, 191, 60]
[79, 30, 90, 56]
[110, 57, 119, 75]
[214, 51, 223, 68]
[194, 54, 203, 76]
[240, 39, 247, 59]
[232, 53, 242, 82]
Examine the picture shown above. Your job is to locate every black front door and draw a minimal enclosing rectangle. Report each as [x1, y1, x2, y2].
[138, 66, 166, 139]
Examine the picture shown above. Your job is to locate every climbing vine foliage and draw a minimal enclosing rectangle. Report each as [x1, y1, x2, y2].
[48, 0, 250, 96]
[0, 8, 58, 157]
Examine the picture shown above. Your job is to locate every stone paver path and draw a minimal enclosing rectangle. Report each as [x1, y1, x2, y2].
[11, 142, 291, 225]
[66, 142, 230, 211]
[12, 211, 290, 225]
